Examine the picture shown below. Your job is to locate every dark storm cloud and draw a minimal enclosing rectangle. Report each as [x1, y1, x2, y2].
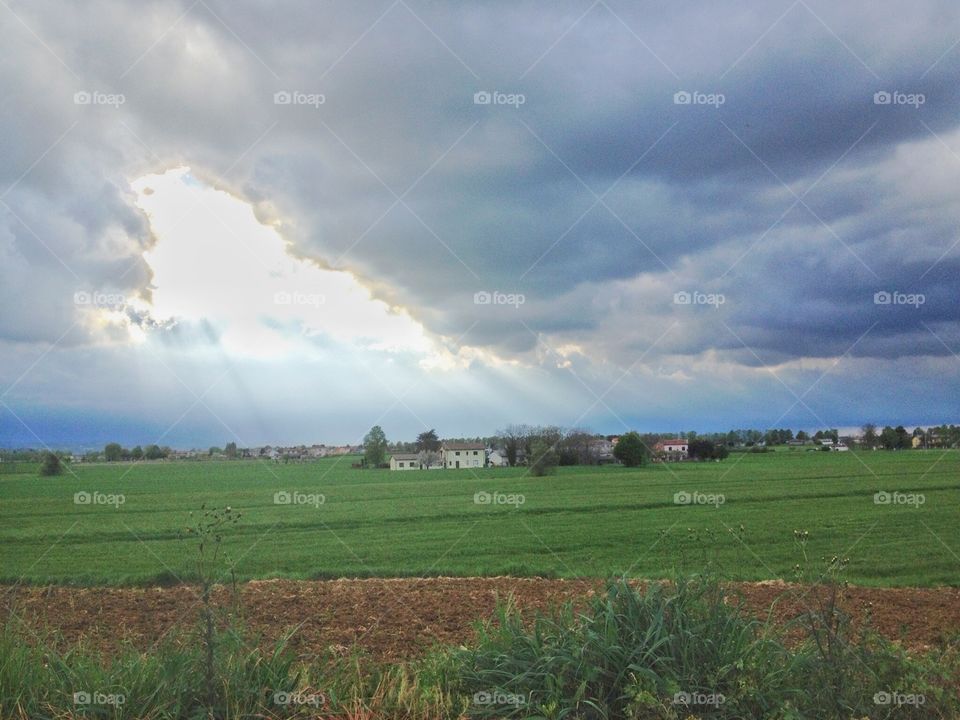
[1, 0, 959, 444]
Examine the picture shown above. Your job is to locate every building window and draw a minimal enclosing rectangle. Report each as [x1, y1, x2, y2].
[456, 451, 460, 456]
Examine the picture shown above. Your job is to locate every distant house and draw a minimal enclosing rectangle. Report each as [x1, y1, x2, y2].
[487, 449, 507, 467]
[441, 441, 485, 469]
[389, 453, 421, 471]
[654, 438, 688, 459]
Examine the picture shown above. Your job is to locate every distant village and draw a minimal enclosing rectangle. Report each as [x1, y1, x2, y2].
[8, 422, 956, 470]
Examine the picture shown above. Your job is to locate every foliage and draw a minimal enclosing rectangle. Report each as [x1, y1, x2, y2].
[364, 425, 389, 467]
[528, 437, 558, 476]
[688, 438, 729, 461]
[416, 429, 441, 453]
[453, 573, 960, 719]
[38, 452, 64, 476]
[613, 431, 648, 467]
[104, 442, 123, 462]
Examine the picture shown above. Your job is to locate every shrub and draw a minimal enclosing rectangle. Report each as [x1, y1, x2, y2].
[528, 438, 558, 476]
[38, 452, 63, 476]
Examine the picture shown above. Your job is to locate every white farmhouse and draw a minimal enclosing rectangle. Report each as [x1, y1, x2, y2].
[441, 441, 485, 469]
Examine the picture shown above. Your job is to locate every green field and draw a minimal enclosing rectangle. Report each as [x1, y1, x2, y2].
[1, 450, 958, 587]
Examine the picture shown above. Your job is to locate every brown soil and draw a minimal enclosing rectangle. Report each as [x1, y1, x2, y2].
[3, 578, 959, 662]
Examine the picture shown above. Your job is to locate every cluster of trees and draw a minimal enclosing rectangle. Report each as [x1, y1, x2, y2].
[495, 425, 614, 467]
[103, 442, 170, 462]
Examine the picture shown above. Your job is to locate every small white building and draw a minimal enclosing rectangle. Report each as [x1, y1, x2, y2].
[390, 453, 420, 470]
[487, 449, 507, 467]
[658, 439, 688, 456]
[441, 442, 485, 469]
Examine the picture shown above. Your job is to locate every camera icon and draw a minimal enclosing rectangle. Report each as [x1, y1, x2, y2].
[273, 691, 291, 705]
[673, 291, 691, 305]
[672, 691, 691, 705]
[472, 691, 493, 704]
[474, 291, 491, 305]
[74, 491, 91, 505]
[873, 291, 891, 305]
[873, 491, 891, 505]
[673, 491, 691, 505]
[73, 691, 91, 704]
[873, 691, 892, 705]
[273, 291, 292, 305]
[274, 91, 292, 105]
[873, 91, 891, 105]
[473, 91, 491, 105]
[673, 90, 692, 105]
[73, 91, 92, 105]
[274, 490, 291, 505]
[73, 291, 91, 305]
[474, 491, 492, 505]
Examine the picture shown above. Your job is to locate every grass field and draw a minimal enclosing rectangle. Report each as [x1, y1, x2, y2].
[1, 449, 958, 587]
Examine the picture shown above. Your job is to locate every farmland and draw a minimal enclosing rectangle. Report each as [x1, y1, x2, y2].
[3, 449, 958, 587]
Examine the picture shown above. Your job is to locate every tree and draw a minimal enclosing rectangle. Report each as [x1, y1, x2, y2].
[363, 425, 388, 467]
[39, 452, 63, 476]
[415, 429, 441, 453]
[145, 444, 164, 460]
[131, 446, 144, 461]
[861, 424, 878, 449]
[224, 442, 238, 459]
[613, 431, 648, 467]
[417, 449, 440, 469]
[689, 439, 729, 461]
[895, 425, 911, 450]
[104, 442, 122, 462]
[879, 426, 898, 450]
[528, 437, 558, 476]
[796, 430, 809, 442]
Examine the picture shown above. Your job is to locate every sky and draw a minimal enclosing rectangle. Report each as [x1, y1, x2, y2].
[0, 0, 958, 449]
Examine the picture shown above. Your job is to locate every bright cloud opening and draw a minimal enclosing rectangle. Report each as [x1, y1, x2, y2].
[130, 168, 438, 360]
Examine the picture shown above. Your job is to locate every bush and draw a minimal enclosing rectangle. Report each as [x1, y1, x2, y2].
[452, 574, 960, 719]
[613, 431, 648, 467]
[528, 438, 558, 476]
[38, 452, 63, 476]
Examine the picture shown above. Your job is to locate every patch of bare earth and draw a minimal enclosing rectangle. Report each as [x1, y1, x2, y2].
[3, 578, 959, 662]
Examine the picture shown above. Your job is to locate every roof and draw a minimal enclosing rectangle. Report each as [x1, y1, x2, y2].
[441, 442, 486, 451]
[391, 453, 420, 460]
[660, 439, 687, 444]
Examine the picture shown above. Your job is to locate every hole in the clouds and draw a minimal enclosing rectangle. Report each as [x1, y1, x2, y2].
[129, 167, 437, 360]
